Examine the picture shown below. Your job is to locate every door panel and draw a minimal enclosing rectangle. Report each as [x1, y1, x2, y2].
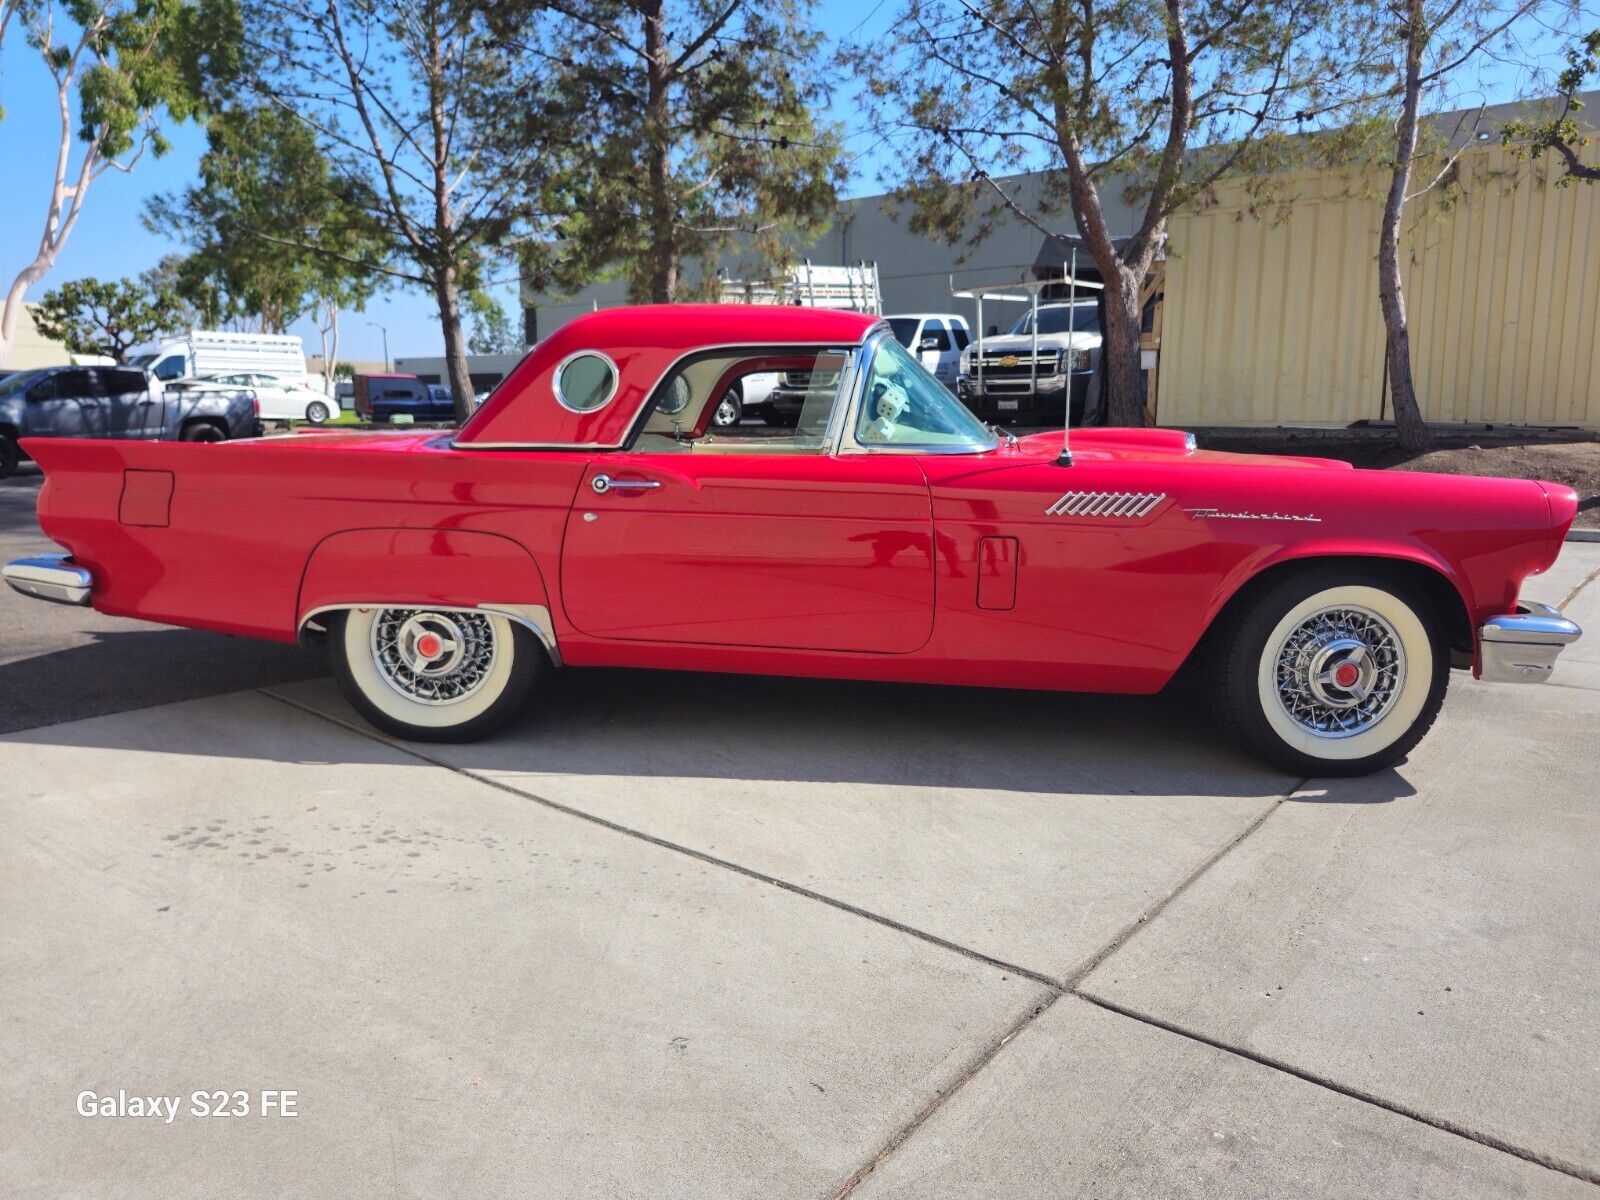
[27, 370, 104, 437]
[98, 368, 153, 437]
[561, 454, 935, 652]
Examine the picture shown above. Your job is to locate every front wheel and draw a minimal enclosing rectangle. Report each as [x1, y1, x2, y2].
[1216, 569, 1448, 777]
[305, 400, 332, 424]
[327, 607, 545, 742]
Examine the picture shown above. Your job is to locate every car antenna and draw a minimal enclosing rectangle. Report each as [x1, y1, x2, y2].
[1058, 247, 1078, 467]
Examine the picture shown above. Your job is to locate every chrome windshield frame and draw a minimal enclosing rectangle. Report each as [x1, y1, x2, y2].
[831, 327, 1000, 457]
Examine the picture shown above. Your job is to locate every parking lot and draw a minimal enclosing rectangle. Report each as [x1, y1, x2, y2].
[3, 459, 1599, 1198]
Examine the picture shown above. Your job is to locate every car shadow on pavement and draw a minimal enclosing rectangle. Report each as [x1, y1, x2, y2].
[0, 626, 328, 735]
[2, 620, 1418, 803]
[424, 666, 1419, 802]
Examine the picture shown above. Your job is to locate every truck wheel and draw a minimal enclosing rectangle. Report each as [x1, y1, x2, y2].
[711, 387, 742, 429]
[327, 607, 545, 742]
[1215, 567, 1448, 777]
[0, 434, 19, 480]
[305, 400, 332, 424]
[180, 421, 228, 443]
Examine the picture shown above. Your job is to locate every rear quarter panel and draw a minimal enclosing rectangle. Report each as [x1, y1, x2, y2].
[25, 435, 585, 642]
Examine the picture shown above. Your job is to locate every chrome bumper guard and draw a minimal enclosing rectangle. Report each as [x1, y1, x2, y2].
[1478, 601, 1582, 684]
[2, 553, 93, 606]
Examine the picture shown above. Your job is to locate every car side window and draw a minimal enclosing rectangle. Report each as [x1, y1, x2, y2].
[153, 357, 186, 382]
[951, 324, 970, 350]
[54, 370, 95, 399]
[103, 369, 147, 394]
[856, 337, 995, 448]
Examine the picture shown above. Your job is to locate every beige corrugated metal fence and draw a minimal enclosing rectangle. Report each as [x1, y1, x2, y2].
[1157, 143, 1600, 428]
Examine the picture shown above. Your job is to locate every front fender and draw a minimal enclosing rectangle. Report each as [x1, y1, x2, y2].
[1204, 537, 1473, 632]
[297, 528, 552, 646]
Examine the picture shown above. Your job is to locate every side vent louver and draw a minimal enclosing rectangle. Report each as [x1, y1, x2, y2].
[1044, 491, 1165, 519]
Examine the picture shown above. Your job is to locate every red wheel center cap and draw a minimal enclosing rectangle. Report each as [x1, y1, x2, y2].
[1334, 662, 1360, 689]
[416, 633, 443, 659]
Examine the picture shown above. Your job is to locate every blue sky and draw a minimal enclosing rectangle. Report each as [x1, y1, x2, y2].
[0, 1, 1567, 363]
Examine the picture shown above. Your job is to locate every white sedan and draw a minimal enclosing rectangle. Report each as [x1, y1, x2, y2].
[202, 373, 337, 423]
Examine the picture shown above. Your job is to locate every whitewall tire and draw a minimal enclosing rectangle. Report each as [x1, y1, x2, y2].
[327, 607, 544, 741]
[1217, 568, 1449, 777]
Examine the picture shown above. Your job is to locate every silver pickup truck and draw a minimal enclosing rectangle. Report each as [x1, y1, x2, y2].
[0, 364, 260, 478]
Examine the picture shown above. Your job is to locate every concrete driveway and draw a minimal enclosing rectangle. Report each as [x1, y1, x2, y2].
[2, 463, 1597, 1196]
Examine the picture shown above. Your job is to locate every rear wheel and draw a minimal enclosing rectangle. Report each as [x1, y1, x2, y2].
[1216, 568, 1448, 777]
[327, 607, 544, 742]
[305, 400, 332, 424]
[0, 433, 19, 479]
[180, 421, 227, 443]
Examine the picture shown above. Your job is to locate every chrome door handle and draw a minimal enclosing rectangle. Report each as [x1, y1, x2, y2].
[591, 474, 660, 494]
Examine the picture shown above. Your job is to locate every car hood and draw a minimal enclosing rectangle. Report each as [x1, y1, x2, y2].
[971, 331, 1099, 354]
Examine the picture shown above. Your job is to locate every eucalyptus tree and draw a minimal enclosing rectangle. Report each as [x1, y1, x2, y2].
[237, 0, 576, 418]
[500, 0, 844, 303]
[854, 0, 1380, 426]
[1371, 0, 1568, 451]
[144, 103, 388, 362]
[0, 0, 231, 365]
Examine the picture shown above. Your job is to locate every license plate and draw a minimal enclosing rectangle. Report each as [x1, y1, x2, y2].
[997, 399, 1019, 411]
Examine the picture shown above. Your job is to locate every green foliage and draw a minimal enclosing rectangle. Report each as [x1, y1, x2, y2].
[332, 361, 355, 380]
[851, 0, 1382, 262]
[33, 274, 184, 361]
[513, 0, 844, 302]
[143, 105, 388, 331]
[464, 291, 523, 355]
[1502, 30, 1600, 185]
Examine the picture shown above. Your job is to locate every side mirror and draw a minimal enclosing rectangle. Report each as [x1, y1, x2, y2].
[919, 337, 939, 351]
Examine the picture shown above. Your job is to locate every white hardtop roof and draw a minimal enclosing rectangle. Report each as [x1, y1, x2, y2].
[886, 312, 970, 322]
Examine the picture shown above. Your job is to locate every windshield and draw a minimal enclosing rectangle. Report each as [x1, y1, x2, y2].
[127, 353, 157, 367]
[0, 370, 42, 396]
[857, 336, 995, 450]
[1007, 304, 1099, 336]
[887, 318, 920, 348]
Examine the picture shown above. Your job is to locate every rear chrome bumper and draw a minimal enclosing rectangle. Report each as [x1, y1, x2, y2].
[2, 553, 93, 606]
[1478, 601, 1582, 683]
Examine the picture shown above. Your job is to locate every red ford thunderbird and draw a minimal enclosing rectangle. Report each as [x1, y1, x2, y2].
[4, 306, 1583, 775]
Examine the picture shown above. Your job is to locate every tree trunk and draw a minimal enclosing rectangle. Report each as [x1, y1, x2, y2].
[325, 303, 340, 395]
[1378, 0, 1432, 453]
[434, 267, 475, 424]
[1100, 266, 1148, 427]
[642, 0, 677, 303]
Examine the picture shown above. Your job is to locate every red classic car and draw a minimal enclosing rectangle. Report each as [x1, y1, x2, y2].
[4, 305, 1583, 775]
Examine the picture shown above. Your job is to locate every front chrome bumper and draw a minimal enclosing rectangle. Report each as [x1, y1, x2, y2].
[1479, 601, 1582, 683]
[2, 553, 93, 606]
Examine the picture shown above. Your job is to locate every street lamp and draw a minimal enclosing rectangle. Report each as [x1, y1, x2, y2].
[366, 321, 390, 372]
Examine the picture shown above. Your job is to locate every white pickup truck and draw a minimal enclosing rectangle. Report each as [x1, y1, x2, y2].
[746, 314, 973, 427]
[957, 300, 1101, 424]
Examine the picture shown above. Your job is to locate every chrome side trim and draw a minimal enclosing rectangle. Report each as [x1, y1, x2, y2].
[1045, 491, 1165, 519]
[3, 554, 93, 606]
[299, 602, 561, 667]
[1478, 600, 1582, 684]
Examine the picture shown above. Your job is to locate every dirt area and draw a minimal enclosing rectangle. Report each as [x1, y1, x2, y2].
[1204, 435, 1600, 529]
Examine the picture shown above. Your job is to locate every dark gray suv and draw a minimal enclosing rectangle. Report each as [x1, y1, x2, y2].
[0, 364, 260, 478]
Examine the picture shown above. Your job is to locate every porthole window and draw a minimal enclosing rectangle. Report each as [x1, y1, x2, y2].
[554, 352, 618, 413]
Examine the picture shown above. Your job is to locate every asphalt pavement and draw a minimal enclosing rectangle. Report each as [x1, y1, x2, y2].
[2, 455, 1598, 1198]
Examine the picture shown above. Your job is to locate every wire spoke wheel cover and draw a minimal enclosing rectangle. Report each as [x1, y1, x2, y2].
[370, 609, 499, 706]
[1272, 604, 1405, 738]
